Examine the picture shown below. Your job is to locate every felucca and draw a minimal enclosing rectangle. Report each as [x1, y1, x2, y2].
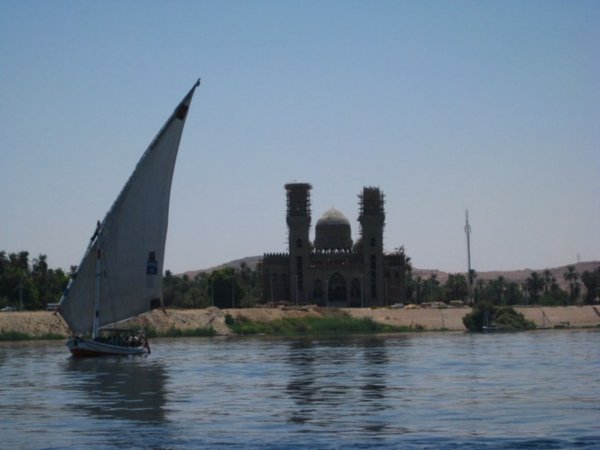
[58, 80, 200, 357]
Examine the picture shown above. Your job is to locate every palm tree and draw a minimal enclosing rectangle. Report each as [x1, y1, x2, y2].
[542, 269, 555, 294]
[413, 276, 423, 304]
[32, 254, 48, 276]
[525, 272, 544, 304]
[392, 246, 412, 304]
[563, 265, 580, 304]
[444, 274, 468, 302]
[422, 274, 442, 303]
[581, 267, 600, 304]
[17, 251, 30, 272]
[0, 250, 7, 274]
[475, 279, 485, 304]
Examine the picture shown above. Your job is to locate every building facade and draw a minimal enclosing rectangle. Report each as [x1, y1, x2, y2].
[262, 183, 406, 307]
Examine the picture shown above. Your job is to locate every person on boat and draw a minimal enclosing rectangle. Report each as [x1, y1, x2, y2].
[89, 220, 101, 244]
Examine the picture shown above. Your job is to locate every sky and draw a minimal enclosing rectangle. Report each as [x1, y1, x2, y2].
[1, 0, 599, 275]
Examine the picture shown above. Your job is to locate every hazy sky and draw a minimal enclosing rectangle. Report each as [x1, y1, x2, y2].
[1, 1, 599, 274]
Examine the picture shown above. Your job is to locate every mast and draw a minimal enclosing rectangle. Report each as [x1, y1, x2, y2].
[92, 242, 102, 339]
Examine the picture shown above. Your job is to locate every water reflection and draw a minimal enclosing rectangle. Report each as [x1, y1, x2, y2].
[360, 338, 388, 401]
[286, 339, 317, 424]
[285, 337, 391, 430]
[2, 333, 599, 448]
[64, 356, 167, 423]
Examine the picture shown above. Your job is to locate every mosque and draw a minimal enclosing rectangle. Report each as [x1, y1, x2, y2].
[261, 183, 407, 307]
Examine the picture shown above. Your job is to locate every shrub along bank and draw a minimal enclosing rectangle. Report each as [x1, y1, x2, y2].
[224, 314, 418, 336]
[463, 303, 536, 332]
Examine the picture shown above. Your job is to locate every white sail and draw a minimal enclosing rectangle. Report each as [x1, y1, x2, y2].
[59, 81, 199, 335]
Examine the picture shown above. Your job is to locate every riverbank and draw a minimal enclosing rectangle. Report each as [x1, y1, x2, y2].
[1, 305, 599, 340]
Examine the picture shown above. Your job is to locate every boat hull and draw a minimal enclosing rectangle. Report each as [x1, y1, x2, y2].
[67, 336, 149, 357]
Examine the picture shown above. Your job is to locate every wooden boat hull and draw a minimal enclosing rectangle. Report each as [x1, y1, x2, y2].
[67, 336, 149, 357]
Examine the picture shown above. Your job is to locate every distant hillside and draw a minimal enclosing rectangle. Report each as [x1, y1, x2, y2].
[182, 258, 599, 288]
[413, 261, 599, 290]
[182, 256, 262, 279]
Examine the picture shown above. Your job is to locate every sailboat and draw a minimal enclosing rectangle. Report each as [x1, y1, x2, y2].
[58, 80, 200, 357]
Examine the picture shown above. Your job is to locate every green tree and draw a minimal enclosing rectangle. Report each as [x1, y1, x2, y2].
[48, 268, 69, 304]
[473, 278, 485, 304]
[4, 252, 38, 310]
[0, 250, 75, 310]
[581, 267, 600, 304]
[542, 269, 556, 294]
[504, 281, 524, 306]
[388, 246, 413, 304]
[421, 274, 442, 303]
[208, 268, 245, 308]
[0, 251, 7, 274]
[411, 275, 423, 304]
[444, 273, 468, 302]
[180, 280, 207, 308]
[162, 263, 262, 309]
[563, 266, 580, 304]
[31, 254, 69, 308]
[481, 276, 507, 305]
[463, 301, 535, 331]
[236, 262, 259, 307]
[0, 251, 9, 306]
[479, 276, 523, 306]
[163, 270, 187, 307]
[525, 272, 544, 304]
[539, 284, 568, 306]
[31, 255, 49, 309]
[12, 251, 30, 272]
[255, 261, 265, 304]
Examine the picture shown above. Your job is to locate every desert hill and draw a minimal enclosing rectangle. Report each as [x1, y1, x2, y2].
[182, 258, 599, 289]
[413, 261, 599, 290]
[182, 256, 262, 279]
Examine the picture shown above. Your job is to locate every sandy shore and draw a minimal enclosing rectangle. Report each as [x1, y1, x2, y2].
[1, 305, 599, 339]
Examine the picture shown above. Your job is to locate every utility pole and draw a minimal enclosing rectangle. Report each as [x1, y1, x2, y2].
[465, 210, 473, 303]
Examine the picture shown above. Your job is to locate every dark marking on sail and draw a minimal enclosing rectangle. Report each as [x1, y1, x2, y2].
[176, 103, 189, 120]
[146, 251, 158, 275]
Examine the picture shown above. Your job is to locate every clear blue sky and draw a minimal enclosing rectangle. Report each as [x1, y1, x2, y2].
[1, 0, 599, 274]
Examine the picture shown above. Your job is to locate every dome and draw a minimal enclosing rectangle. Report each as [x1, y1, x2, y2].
[314, 208, 353, 250]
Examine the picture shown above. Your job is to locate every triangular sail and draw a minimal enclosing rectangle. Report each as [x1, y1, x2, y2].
[59, 81, 199, 335]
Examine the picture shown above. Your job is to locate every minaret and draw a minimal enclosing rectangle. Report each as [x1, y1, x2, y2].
[359, 187, 385, 306]
[285, 183, 312, 304]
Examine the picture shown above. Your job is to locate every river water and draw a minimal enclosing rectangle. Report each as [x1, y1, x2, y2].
[0, 330, 598, 449]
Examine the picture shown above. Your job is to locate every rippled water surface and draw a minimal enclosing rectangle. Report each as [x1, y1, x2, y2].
[1, 330, 599, 449]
